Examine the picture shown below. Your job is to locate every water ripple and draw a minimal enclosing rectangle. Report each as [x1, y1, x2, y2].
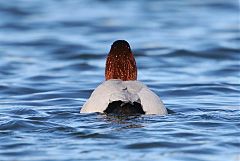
[0, 0, 239, 160]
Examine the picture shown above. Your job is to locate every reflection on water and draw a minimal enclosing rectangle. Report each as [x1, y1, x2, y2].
[103, 115, 145, 129]
[0, 0, 239, 160]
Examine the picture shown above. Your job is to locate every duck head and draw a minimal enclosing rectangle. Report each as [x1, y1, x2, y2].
[105, 40, 137, 81]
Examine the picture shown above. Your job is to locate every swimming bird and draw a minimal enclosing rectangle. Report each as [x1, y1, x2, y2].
[80, 40, 167, 115]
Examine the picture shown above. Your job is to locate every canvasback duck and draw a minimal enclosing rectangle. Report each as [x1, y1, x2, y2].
[80, 40, 167, 115]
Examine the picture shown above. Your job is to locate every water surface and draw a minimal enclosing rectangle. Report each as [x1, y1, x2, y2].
[0, 0, 239, 161]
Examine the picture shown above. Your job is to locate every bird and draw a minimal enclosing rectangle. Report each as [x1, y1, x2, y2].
[80, 40, 167, 115]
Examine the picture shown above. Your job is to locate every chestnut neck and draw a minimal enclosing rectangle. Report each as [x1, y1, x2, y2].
[105, 40, 137, 81]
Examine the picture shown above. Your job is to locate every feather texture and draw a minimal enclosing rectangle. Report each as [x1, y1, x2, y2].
[80, 80, 167, 115]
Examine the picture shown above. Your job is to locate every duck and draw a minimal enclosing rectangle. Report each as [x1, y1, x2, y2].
[80, 40, 167, 115]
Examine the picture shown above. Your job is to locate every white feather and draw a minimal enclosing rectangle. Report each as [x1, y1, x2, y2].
[80, 79, 167, 115]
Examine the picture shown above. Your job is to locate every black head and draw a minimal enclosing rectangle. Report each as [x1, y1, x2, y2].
[111, 40, 131, 51]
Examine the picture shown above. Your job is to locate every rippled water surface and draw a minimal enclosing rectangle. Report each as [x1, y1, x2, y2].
[0, 0, 240, 161]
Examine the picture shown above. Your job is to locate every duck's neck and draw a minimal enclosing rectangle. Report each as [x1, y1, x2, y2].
[105, 52, 137, 81]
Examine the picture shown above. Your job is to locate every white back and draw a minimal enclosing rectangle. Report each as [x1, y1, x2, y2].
[80, 79, 167, 115]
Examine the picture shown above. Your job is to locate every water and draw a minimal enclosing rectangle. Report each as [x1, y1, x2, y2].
[0, 0, 239, 160]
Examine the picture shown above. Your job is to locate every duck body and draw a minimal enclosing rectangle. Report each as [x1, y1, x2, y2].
[80, 40, 168, 115]
[80, 79, 167, 115]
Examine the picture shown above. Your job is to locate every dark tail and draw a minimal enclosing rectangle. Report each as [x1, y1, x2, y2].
[104, 101, 145, 115]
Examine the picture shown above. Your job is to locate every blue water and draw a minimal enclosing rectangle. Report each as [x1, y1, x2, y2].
[0, 0, 240, 160]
